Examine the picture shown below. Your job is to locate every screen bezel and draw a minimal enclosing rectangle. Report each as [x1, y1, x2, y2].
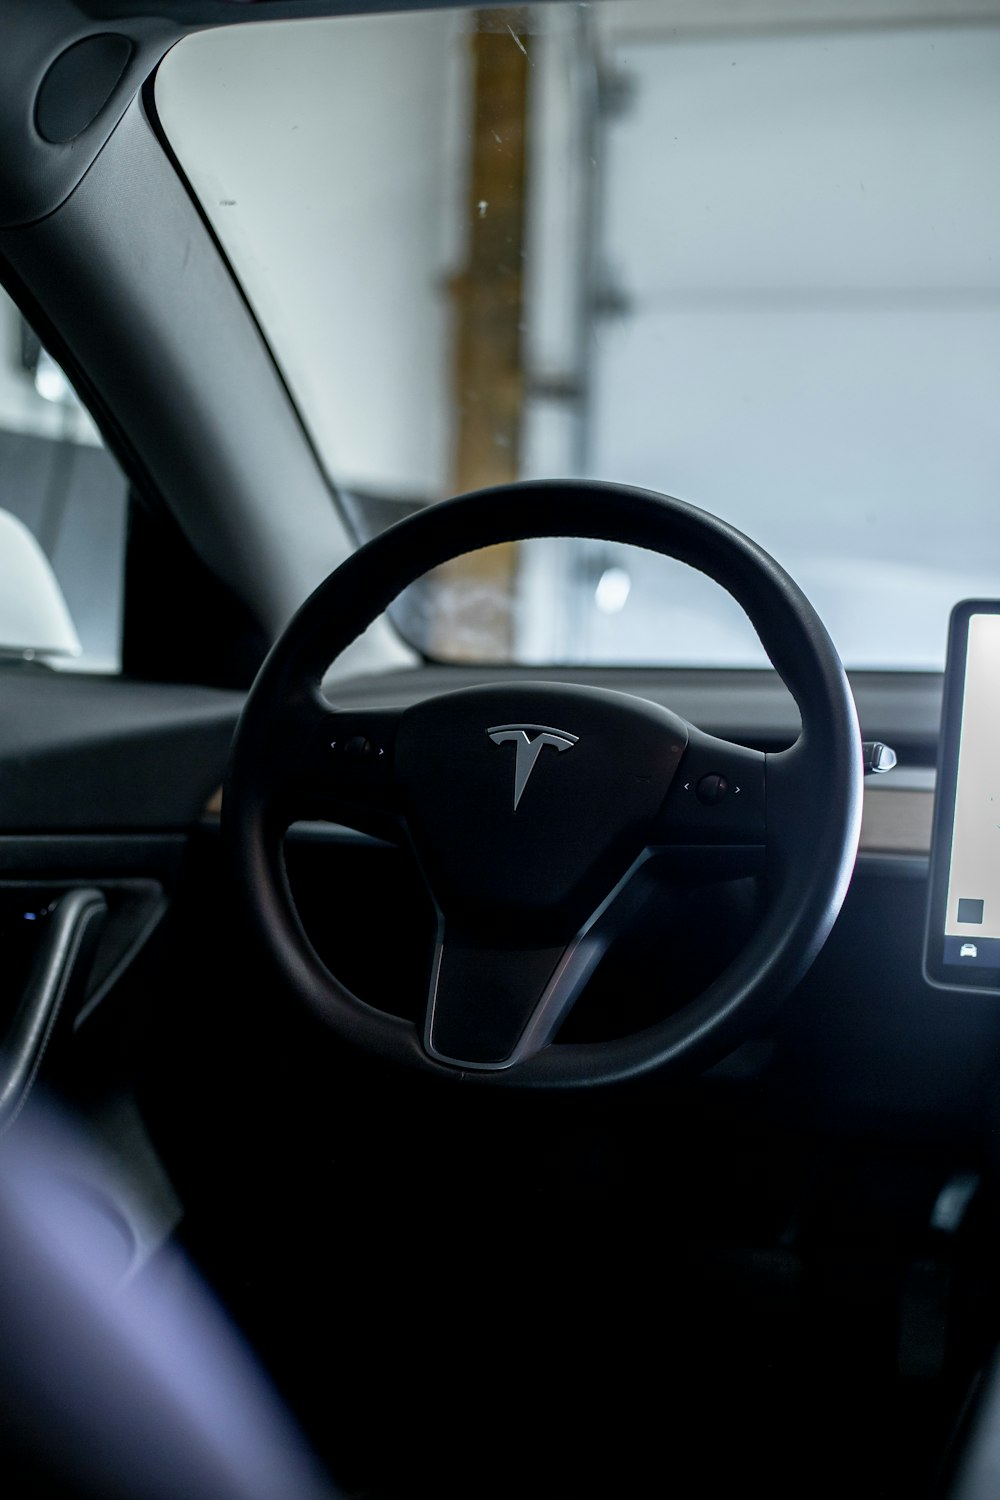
[924, 599, 1000, 993]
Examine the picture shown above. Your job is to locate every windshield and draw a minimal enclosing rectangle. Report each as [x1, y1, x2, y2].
[155, 1, 1000, 669]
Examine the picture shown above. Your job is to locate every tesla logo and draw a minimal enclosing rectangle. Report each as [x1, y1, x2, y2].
[487, 723, 579, 810]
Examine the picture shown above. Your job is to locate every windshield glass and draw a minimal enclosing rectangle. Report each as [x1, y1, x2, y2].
[155, 1, 1000, 669]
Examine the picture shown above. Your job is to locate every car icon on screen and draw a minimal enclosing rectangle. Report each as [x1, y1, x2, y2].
[960, 943, 978, 958]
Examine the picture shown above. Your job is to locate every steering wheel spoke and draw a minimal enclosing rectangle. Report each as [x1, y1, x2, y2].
[424, 925, 574, 1069]
[263, 695, 404, 838]
[423, 863, 647, 1070]
[651, 726, 767, 876]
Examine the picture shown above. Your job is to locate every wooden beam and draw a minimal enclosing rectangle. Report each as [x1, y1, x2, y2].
[452, 6, 530, 493]
[435, 8, 532, 661]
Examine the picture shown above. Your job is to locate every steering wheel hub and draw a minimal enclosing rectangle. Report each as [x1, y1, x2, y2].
[395, 682, 688, 937]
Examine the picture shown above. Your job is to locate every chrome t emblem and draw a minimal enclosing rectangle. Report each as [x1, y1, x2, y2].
[487, 723, 579, 810]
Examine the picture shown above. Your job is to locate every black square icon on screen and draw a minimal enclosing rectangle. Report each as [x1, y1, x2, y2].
[958, 898, 985, 924]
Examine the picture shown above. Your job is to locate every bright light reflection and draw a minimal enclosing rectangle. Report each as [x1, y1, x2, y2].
[595, 566, 631, 614]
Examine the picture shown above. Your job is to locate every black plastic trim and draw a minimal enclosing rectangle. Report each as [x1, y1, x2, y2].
[0, 886, 106, 1135]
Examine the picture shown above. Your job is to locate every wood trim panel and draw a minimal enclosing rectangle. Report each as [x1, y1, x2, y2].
[205, 782, 936, 854]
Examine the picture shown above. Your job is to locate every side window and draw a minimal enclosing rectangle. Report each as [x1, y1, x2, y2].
[0, 288, 127, 672]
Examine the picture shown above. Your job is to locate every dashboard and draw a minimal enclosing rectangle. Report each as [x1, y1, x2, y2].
[1, 642, 997, 1500]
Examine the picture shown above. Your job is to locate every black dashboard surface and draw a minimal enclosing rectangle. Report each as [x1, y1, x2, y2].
[0, 663, 941, 838]
[327, 663, 943, 764]
[0, 667, 242, 830]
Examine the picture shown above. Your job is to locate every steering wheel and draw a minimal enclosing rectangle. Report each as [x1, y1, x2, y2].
[224, 480, 861, 1089]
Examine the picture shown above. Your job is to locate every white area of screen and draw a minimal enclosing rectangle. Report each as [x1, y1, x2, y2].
[944, 614, 1000, 941]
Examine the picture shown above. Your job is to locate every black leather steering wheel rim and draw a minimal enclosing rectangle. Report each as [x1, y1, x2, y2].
[225, 480, 862, 1089]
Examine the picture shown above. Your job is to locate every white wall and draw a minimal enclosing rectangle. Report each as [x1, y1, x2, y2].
[587, 25, 1000, 666]
[157, 12, 467, 501]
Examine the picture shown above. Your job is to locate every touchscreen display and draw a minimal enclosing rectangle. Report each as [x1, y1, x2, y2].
[926, 603, 1000, 991]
